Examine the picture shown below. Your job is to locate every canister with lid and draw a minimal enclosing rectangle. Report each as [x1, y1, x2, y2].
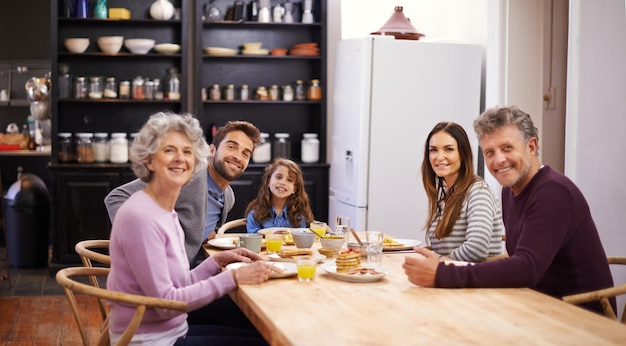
[103, 77, 117, 98]
[74, 76, 87, 99]
[119, 80, 130, 99]
[307, 79, 322, 101]
[57, 132, 73, 163]
[224, 84, 235, 101]
[75, 133, 95, 163]
[295, 80, 306, 100]
[110, 132, 129, 163]
[93, 132, 109, 162]
[240, 84, 249, 101]
[210, 84, 221, 100]
[301, 133, 319, 163]
[88, 76, 103, 99]
[252, 132, 271, 163]
[272, 133, 291, 159]
[132, 76, 144, 100]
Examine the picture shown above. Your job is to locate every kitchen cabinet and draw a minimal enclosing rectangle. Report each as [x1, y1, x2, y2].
[194, 0, 329, 222]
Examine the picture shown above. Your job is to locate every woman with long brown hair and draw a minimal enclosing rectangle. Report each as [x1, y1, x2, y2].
[245, 158, 314, 233]
[421, 121, 503, 262]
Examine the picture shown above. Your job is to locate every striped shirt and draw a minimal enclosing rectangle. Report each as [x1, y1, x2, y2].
[427, 180, 504, 262]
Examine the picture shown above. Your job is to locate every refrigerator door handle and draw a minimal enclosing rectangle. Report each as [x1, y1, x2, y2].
[346, 150, 353, 161]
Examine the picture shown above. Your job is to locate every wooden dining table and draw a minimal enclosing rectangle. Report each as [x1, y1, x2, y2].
[205, 234, 626, 345]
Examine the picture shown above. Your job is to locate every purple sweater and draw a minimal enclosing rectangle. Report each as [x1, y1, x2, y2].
[108, 190, 237, 334]
[435, 166, 614, 313]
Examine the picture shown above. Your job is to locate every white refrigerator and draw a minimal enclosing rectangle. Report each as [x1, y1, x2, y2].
[329, 36, 482, 240]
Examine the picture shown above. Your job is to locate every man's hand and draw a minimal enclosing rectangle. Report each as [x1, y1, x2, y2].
[402, 247, 441, 287]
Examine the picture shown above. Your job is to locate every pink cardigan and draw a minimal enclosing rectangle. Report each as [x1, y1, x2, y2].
[108, 190, 236, 334]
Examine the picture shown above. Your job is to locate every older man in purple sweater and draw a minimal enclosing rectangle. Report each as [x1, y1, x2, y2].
[404, 105, 614, 315]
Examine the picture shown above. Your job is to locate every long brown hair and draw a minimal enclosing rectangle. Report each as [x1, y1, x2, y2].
[245, 159, 314, 227]
[421, 122, 478, 239]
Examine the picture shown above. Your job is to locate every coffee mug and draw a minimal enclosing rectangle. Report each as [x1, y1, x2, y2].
[238, 234, 263, 253]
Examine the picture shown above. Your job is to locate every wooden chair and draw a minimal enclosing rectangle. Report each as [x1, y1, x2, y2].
[56, 266, 187, 346]
[562, 256, 626, 323]
[216, 218, 246, 234]
[75, 240, 111, 322]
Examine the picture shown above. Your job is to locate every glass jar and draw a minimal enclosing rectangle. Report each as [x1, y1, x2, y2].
[88, 76, 103, 99]
[109, 132, 129, 163]
[240, 84, 249, 101]
[295, 80, 306, 100]
[282, 85, 294, 101]
[252, 132, 271, 163]
[153, 78, 163, 100]
[144, 80, 155, 100]
[73, 76, 87, 99]
[119, 80, 130, 99]
[301, 133, 320, 163]
[269, 85, 279, 101]
[103, 77, 117, 98]
[165, 67, 181, 101]
[57, 132, 73, 163]
[210, 84, 221, 100]
[272, 133, 291, 159]
[132, 76, 144, 100]
[58, 64, 72, 99]
[308, 79, 322, 101]
[255, 86, 269, 100]
[76, 133, 95, 163]
[93, 132, 109, 162]
[224, 84, 235, 101]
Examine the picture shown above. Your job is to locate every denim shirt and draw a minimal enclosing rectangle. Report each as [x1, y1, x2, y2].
[246, 205, 307, 233]
[203, 174, 225, 240]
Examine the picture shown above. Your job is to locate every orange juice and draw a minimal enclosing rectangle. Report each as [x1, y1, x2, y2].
[266, 238, 283, 253]
[310, 221, 327, 239]
[297, 264, 316, 281]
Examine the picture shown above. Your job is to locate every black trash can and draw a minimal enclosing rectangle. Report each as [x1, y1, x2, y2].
[4, 173, 50, 268]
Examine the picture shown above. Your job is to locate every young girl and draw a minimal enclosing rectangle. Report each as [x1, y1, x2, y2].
[422, 121, 504, 262]
[245, 158, 314, 233]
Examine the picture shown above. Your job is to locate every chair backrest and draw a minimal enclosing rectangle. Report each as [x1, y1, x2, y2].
[56, 266, 187, 346]
[216, 218, 246, 234]
[562, 256, 626, 324]
[75, 240, 111, 321]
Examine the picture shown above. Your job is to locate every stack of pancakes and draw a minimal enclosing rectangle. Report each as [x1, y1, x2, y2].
[335, 249, 361, 273]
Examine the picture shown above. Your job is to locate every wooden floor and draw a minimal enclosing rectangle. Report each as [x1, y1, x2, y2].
[0, 295, 103, 345]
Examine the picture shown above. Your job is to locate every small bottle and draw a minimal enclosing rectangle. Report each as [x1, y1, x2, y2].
[119, 80, 130, 99]
[74, 76, 87, 99]
[153, 79, 163, 100]
[109, 132, 129, 163]
[269, 85, 279, 101]
[132, 76, 144, 100]
[252, 132, 271, 163]
[272, 133, 291, 159]
[240, 84, 249, 101]
[210, 84, 221, 100]
[301, 133, 320, 163]
[295, 80, 306, 100]
[57, 132, 73, 163]
[144, 80, 155, 100]
[58, 64, 72, 99]
[93, 132, 109, 162]
[103, 77, 117, 98]
[282, 85, 294, 101]
[255, 86, 269, 100]
[165, 67, 181, 101]
[76, 133, 95, 163]
[224, 84, 235, 101]
[307, 79, 322, 101]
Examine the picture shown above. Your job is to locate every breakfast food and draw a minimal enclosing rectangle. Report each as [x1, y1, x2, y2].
[335, 249, 361, 273]
[283, 233, 294, 245]
[278, 249, 313, 258]
[383, 237, 404, 247]
[346, 267, 383, 275]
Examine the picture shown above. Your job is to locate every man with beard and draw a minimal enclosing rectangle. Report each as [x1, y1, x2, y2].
[104, 120, 262, 329]
[105, 120, 261, 266]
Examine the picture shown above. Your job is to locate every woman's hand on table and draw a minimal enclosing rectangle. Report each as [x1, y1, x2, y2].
[213, 247, 264, 267]
[402, 247, 440, 287]
[233, 261, 283, 285]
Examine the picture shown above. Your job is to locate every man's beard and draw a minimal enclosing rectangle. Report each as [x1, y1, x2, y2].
[212, 156, 244, 181]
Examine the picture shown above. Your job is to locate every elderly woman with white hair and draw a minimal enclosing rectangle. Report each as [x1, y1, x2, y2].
[107, 112, 274, 345]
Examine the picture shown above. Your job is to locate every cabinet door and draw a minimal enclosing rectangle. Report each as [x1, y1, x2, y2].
[51, 169, 123, 263]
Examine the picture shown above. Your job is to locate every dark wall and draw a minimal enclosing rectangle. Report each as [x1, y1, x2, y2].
[0, 0, 51, 60]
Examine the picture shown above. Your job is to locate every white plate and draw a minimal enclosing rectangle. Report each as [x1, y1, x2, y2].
[258, 227, 309, 236]
[225, 262, 297, 279]
[266, 252, 326, 263]
[382, 239, 422, 251]
[207, 238, 237, 250]
[320, 263, 388, 283]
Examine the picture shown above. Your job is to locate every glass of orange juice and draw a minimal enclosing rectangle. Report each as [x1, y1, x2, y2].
[265, 234, 283, 255]
[310, 221, 327, 239]
[296, 255, 317, 282]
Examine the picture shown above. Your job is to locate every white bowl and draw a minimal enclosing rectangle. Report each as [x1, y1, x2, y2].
[320, 236, 345, 250]
[154, 43, 181, 55]
[97, 36, 124, 54]
[64, 38, 90, 53]
[242, 42, 262, 50]
[124, 38, 156, 55]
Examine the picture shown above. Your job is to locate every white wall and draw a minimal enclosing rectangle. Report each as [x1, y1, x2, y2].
[566, 0, 626, 316]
